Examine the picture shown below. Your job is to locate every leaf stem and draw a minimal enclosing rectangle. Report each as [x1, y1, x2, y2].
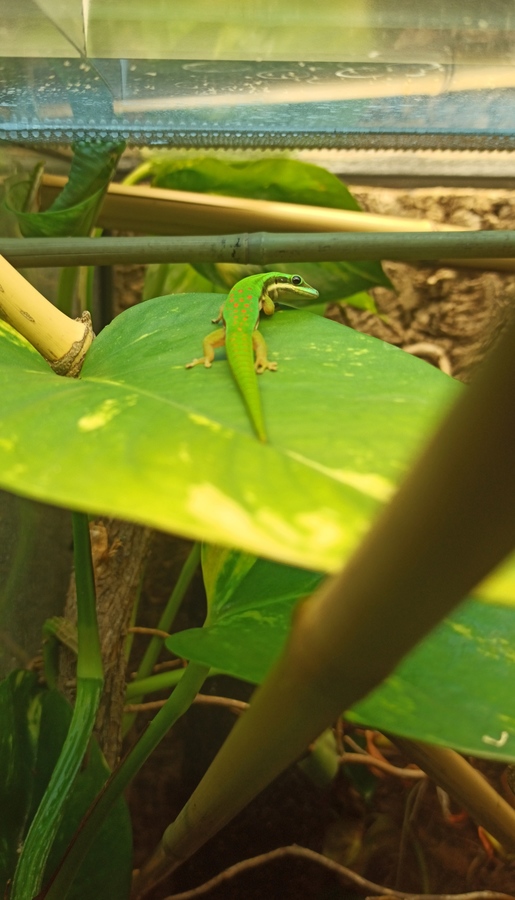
[41, 661, 209, 900]
[11, 513, 103, 900]
[123, 543, 200, 732]
[56, 266, 80, 315]
[122, 161, 153, 186]
[137, 543, 200, 681]
[124, 669, 188, 699]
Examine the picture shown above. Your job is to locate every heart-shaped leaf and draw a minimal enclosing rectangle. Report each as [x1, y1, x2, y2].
[168, 551, 515, 762]
[0, 294, 460, 572]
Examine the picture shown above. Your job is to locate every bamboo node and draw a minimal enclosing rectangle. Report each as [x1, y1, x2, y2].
[50, 311, 95, 377]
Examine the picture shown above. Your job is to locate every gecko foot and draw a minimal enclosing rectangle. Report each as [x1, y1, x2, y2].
[255, 360, 278, 374]
[186, 358, 212, 369]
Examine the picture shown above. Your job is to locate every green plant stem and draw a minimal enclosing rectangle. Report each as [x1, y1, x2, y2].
[132, 270, 515, 897]
[78, 228, 103, 317]
[123, 543, 200, 732]
[125, 668, 187, 699]
[56, 265, 80, 315]
[122, 161, 153, 186]
[11, 513, 103, 900]
[41, 661, 209, 900]
[137, 544, 200, 684]
[125, 667, 224, 701]
[297, 729, 339, 788]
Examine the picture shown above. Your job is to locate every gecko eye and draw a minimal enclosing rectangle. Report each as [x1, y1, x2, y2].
[291, 275, 302, 285]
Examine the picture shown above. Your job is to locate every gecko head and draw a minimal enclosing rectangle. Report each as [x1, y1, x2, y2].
[267, 273, 319, 301]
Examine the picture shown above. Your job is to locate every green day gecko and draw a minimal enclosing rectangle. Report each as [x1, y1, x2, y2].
[186, 272, 319, 441]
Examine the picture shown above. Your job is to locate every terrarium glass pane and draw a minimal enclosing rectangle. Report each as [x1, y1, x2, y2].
[0, 0, 514, 148]
[2, 0, 84, 57]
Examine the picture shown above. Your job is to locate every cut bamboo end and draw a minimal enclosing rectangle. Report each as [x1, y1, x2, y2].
[0, 254, 94, 376]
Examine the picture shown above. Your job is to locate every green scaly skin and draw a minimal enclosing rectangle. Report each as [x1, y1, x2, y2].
[186, 272, 319, 441]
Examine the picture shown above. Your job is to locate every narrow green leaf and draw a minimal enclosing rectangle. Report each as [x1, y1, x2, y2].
[49, 142, 125, 214]
[9, 187, 108, 238]
[0, 670, 46, 886]
[10, 513, 102, 900]
[43, 736, 132, 900]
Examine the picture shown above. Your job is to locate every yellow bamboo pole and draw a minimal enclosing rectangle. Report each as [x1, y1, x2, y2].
[40, 174, 515, 273]
[0, 254, 93, 375]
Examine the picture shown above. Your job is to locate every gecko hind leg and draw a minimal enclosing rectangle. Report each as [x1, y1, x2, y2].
[186, 328, 226, 368]
[253, 329, 277, 374]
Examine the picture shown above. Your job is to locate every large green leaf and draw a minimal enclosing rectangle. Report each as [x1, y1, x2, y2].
[143, 156, 390, 305]
[146, 156, 362, 211]
[0, 294, 459, 573]
[168, 551, 515, 762]
[348, 598, 515, 759]
[0, 671, 132, 899]
[170, 553, 321, 684]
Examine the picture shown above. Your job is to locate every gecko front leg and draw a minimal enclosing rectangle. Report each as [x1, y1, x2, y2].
[260, 294, 276, 317]
[185, 327, 226, 368]
[211, 302, 225, 324]
[253, 329, 278, 374]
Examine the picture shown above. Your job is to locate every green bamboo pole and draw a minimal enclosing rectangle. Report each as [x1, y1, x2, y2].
[131, 270, 515, 897]
[1, 229, 515, 268]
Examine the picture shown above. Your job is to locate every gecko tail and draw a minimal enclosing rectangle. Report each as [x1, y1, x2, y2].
[225, 332, 268, 442]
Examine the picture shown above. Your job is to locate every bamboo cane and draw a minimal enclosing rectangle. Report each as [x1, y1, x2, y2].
[40, 174, 515, 273]
[0, 254, 93, 374]
[2, 230, 515, 268]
